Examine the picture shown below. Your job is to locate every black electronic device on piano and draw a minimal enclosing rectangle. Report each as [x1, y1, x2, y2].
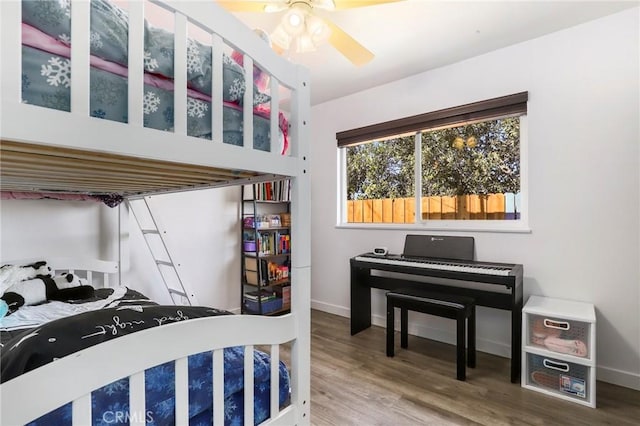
[404, 234, 475, 261]
[350, 234, 523, 383]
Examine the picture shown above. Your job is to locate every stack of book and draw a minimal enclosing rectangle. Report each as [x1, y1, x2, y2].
[245, 290, 277, 302]
[252, 179, 291, 201]
[244, 290, 283, 314]
[277, 232, 291, 254]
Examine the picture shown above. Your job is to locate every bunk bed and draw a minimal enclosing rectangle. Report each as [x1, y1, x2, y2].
[0, 0, 311, 425]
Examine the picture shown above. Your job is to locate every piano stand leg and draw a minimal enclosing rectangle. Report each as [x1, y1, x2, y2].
[400, 308, 408, 348]
[386, 304, 395, 357]
[468, 304, 476, 368]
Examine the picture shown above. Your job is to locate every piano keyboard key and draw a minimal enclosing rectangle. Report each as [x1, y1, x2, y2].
[354, 255, 513, 276]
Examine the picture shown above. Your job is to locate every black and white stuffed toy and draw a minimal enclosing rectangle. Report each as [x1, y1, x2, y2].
[0, 260, 52, 295]
[0, 263, 95, 314]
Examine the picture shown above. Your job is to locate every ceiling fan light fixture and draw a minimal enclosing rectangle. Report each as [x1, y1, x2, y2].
[270, 24, 293, 50]
[282, 8, 307, 36]
[219, 0, 382, 66]
[306, 14, 331, 44]
[295, 32, 317, 53]
[272, 2, 332, 54]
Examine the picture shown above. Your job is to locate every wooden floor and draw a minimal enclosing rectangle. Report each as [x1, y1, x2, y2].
[307, 310, 640, 426]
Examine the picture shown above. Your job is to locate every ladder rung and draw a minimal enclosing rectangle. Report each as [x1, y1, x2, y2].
[156, 260, 174, 267]
[169, 289, 188, 297]
[141, 229, 160, 234]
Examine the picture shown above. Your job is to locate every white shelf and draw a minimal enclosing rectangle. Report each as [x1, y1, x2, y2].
[522, 295, 596, 408]
[523, 295, 596, 323]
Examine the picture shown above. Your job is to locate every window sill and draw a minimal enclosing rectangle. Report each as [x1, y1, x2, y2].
[335, 222, 532, 234]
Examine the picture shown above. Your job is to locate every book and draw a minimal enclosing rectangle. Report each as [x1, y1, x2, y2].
[252, 179, 291, 201]
[245, 290, 277, 301]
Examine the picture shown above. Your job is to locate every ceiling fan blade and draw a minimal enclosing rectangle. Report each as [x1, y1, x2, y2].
[324, 18, 374, 66]
[332, 0, 404, 10]
[216, 1, 285, 13]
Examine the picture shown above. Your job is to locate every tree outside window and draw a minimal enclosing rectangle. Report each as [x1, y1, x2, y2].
[345, 116, 521, 223]
[347, 136, 415, 200]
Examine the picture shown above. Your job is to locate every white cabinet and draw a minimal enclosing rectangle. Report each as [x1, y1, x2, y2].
[522, 295, 596, 408]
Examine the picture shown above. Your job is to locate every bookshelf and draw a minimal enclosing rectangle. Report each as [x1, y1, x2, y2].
[241, 179, 291, 315]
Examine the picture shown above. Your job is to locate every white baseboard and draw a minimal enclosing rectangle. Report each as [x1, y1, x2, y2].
[371, 311, 512, 359]
[310, 300, 510, 356]
[597, 365, 640, 391]
[310, 301, 640, 391]
[311, 300, 350, 317]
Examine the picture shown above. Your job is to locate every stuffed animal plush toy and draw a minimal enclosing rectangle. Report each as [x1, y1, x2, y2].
[54, 272, 88, 290]
[47, 273, 95, 302]
[0, 260, 52, 294]
[0, 300, 8, 322]
[0, 272, 95, 314]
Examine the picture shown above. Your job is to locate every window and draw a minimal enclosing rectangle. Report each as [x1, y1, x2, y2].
[338, 93, 528, 230]
[346, 135, 415, 223]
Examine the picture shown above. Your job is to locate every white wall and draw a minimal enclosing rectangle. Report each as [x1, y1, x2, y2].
[125, 188, 242, 310]
[0, 186, 242, 312]
[309, 8, 640, 389]
[0, 199, 116, 260]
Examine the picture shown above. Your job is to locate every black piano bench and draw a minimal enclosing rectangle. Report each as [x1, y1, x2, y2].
[386, 289, 476, 381]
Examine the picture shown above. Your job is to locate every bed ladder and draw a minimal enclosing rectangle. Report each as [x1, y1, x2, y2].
[126, 196, 199, 306]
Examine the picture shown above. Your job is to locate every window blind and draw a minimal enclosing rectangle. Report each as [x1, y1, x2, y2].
[336, 92, 528, 147]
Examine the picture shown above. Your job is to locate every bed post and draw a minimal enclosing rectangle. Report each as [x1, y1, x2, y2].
[290, 64, 312, 425]
[118, 201, 130, 287]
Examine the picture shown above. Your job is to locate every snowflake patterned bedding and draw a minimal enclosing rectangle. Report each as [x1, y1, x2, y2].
[0, 287, 291, 426]
[21, 0, 288, 152]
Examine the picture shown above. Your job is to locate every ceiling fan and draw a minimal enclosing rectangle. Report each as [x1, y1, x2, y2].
[217, 0, 403, 66]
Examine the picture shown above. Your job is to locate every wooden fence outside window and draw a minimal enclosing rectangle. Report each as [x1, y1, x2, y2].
[347, 194, 518, 223]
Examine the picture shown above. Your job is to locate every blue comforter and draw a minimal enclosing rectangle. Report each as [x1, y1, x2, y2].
[21, 0, 277, 151]
[27, 349, 290, 426]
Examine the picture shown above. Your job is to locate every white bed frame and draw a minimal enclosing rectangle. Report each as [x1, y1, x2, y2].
[2, 258, 300, 426]
[0, 0, 311, 424]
